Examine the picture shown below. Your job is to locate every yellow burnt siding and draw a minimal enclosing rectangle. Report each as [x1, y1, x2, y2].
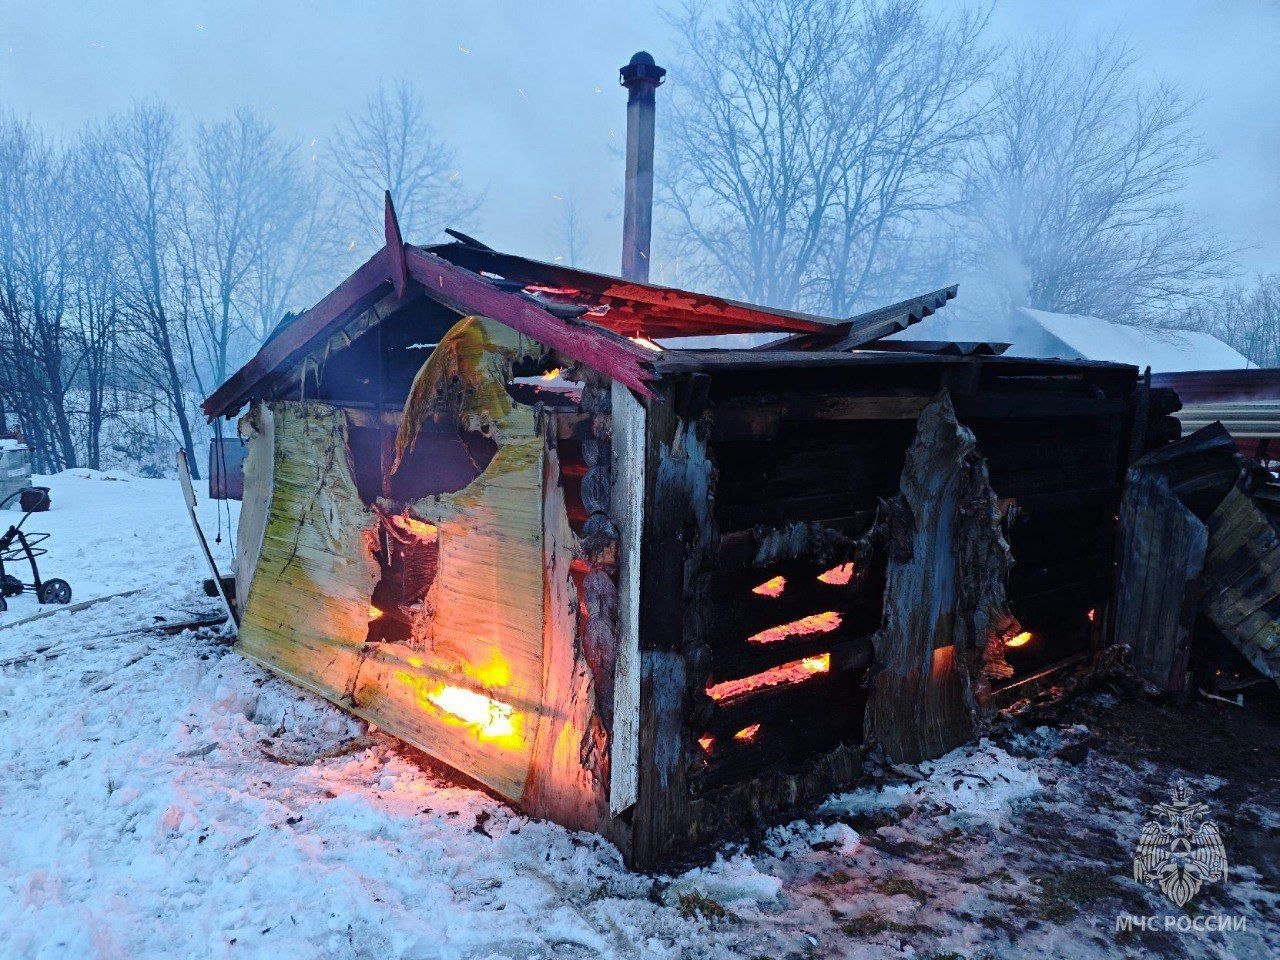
[236, 317, 563, 805]
[236, 401, 379, 699]
[354, 433, 546, 801]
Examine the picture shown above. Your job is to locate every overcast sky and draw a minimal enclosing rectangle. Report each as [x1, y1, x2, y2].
[1, 1, 1276, 283]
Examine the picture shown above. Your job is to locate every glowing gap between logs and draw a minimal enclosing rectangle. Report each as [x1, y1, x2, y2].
[748, 611, 841, 645]
[705, 652, 831, 702]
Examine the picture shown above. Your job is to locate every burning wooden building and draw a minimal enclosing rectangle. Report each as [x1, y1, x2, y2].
[200, 55, 1153, 868]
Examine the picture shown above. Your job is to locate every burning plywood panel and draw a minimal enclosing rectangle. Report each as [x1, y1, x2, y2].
[238, 317, 608, 817]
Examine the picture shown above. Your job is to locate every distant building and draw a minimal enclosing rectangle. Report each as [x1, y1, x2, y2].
[895, 306, 1251, 373]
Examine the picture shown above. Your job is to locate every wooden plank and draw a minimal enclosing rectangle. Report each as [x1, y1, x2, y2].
[710, 624, 877, 682]
[234, 403, 274, 616]
[1201, 486, 1280, 682]
[518, 441, 608, 830]
[384, 191, 410, 298]
[630, 378, 709, 868]
[177, 448, 238, 625]
[866, 391, 1013, 762]
[702, 640, 873, 734]
[1113, 470, 1207, 692]
[609, 381, 645, 814]
[237, 402, 380, 702]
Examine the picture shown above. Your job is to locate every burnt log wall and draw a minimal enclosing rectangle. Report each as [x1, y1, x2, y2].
[627, 357, 1139, 867]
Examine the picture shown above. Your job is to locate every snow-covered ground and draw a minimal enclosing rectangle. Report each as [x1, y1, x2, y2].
[0, 471, 1275, 959]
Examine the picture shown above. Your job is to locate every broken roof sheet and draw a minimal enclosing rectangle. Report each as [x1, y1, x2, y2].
[202, 197, 969, 420]
[421, 239, 841, 339]
[757, 286, 958, 352]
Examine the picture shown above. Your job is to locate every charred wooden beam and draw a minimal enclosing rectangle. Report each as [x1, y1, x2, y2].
[866, 391, 1014, 763]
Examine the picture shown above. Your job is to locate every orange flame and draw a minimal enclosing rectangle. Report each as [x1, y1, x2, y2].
[734, 723, 761, 742]
[541, 367, 561, 381]
[395, 651, 522, 748]
[817, 563, 855, 586]
[427, 685, 516, 739]
[751, 575, 786, 598]
[1005, 631, 1033, 648]
[698, 734, 715, 753]
[706, 652, 830, 701]
[748, 611, 841, 645]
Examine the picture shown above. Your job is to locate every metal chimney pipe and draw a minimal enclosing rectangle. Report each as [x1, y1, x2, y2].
[619, 51, 666, 283]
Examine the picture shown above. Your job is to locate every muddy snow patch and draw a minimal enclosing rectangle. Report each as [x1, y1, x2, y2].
[822, 739, 1042, 821]
[670, 854, 784, 908]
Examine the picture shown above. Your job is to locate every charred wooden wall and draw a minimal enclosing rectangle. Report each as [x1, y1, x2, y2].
[626, 355, 1140, 867]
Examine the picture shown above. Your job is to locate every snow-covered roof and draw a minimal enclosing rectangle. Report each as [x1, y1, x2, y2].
[889, 306, 1250, 373]
[1019, 308, 1251, 373]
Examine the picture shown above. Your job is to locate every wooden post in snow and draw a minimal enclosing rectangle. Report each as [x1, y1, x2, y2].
[620, 52, 665, 283]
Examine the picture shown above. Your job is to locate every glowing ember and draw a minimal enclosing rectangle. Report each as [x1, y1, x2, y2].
[706, 653, 831, 701]
[817, 563, 855, 586]
[387, 513, 438, 540]
[368, 605, 383, 620]
[427, 685, 516, 739]
[1005, 631, 1033, 648]
[698, 734, 715, 753]
[734, 723, 761, 742]
[1087, 608, 1096, 622]
[751, 575, 786, 598]
[748, 611, 841, 645]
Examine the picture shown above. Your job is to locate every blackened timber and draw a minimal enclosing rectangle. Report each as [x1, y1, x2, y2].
[715, 515, 878, 570]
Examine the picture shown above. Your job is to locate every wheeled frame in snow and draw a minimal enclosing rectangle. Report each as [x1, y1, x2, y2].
[0, 488, 72, 611]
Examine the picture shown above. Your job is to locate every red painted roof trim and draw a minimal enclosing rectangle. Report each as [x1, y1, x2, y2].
[404, 246, 656, 397]
[202, 239, 659, 419]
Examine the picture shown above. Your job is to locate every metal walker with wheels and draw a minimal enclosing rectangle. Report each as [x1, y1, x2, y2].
[0, 487, 72, 611]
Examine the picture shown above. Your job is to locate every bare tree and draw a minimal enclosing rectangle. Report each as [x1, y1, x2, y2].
[327, 80, 481, 252]
[0, 116, 83, 470]
[1184, 275, 1280, 367]
[961, 33, 1229, 324]
[88, 102, 202, 478]
[180, 107, 326, 391]
[661, 0, 990, 315]
[248, 166, 334, 346]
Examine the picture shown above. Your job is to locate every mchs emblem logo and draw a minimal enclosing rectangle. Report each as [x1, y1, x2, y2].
[1133, 780, 1228, 907]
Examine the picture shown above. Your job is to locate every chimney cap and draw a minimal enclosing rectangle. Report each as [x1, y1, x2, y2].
[620, 51, 666, 87]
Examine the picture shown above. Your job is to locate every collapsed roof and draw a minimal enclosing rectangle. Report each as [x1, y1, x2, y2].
[202, 194, 959, 419]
